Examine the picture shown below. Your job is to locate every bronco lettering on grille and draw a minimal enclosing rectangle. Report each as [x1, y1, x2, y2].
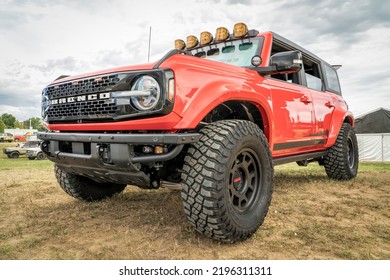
[50, 92, 111, 105]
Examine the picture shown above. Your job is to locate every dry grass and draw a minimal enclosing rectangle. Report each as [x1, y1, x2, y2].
[0, 143, 389, 260]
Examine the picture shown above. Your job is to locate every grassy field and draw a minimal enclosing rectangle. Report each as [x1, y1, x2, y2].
[0, 142, 389, 260]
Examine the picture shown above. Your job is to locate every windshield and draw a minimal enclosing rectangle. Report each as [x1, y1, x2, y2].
[190, 37, 263, 67]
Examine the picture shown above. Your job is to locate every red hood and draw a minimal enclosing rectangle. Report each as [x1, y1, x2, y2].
[49, 62, 156, 85]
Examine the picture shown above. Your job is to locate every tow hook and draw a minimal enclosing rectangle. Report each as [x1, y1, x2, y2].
[97, 144, 112, 164]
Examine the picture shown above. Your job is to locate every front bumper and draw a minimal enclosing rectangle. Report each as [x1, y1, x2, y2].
[38, 132, 201, 188]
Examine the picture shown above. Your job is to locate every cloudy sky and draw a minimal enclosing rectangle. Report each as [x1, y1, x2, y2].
[0, 0, 389, 121]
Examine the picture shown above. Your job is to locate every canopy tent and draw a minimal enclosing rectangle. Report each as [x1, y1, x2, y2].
[354, 108, 390, 134]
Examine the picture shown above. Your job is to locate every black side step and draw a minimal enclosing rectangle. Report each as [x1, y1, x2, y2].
[273, 151, 327, 166]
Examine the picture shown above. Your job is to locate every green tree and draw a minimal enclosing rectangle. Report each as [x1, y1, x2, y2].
[23, 117, 46, 131]
[1, 113, 16, 128]
[0, 119, 5, 133]
[13, 120, 24, 129]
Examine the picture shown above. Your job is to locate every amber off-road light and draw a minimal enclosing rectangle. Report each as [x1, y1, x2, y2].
[200, 31, 213, 46]
[174, 39, 186, 50]
[175, 22, 252, 50]
[154, 146, 164, 154]
[233, 22, 248, 37]
[215, 27, 229, 42]
[186, 35, 199, 49]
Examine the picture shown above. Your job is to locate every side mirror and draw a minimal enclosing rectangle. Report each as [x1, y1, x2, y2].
[270, 50, 303, 73]
[250, 50, 303, 75]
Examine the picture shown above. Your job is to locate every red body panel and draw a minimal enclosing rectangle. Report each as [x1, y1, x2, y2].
[47, 112, 182, 131]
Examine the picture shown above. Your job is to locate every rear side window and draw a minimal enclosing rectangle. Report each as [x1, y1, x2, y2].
[303, 60, 323, 91]
[305, 73, 322, 91]
[324, 65, 341, 94]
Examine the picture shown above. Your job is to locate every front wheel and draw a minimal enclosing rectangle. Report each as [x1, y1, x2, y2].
[9, 151, 19, 158]
[324, 123, 359, 180]
[181, 120, 274, 242]
[55, 165, 126, 201]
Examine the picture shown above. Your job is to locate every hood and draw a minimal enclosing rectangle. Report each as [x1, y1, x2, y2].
[49, 62, 156, 85]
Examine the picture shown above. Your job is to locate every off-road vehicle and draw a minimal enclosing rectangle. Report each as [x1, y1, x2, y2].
[26, 147, 46, 160]
[3, 141, 40, 158]
[0, 133, 13, 142]
[38, 23, 358, 242]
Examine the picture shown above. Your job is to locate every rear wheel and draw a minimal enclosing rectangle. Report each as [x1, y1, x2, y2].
[36, 152, 46, 160]
[324, 123, 358, 180]
[181, 120, 274, 242]
[55, 165, 126, 201]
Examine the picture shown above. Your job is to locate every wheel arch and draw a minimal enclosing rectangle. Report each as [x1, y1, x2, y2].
[327, 110, 355, 147]
[343, 113, 355, 126]
[173, 86, 273, 145]
[200, 100, 271, 140]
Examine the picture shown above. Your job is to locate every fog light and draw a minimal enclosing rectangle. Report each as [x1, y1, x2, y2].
[154, 146, 164, 154]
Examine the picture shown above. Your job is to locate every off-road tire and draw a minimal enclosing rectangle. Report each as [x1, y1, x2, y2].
[55, 165, 126, 201]
[28, 156, 35, 160]
[9, 151, 19, 158]
[181, 120, 274, 242]
[324, 123, 358, 180]
[36, 152, 45, 160]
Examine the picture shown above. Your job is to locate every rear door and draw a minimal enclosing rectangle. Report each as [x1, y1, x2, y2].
[302, 56, 334, 142]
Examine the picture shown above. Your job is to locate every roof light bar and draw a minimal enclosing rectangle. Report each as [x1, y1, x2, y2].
[174, 22, 257, 51]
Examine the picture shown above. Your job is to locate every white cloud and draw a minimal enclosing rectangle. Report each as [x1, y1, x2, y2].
[0, 104, 40, 121]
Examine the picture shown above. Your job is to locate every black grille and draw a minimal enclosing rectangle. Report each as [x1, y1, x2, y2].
[43, 73, 130, 122]
[45, 99, 118, 120]
[47, 74, 121, 99]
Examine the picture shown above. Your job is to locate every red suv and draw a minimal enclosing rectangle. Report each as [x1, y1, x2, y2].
[38, 23, 358, 242]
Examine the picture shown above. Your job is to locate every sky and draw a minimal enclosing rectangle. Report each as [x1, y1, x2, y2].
[0, 0, 389, 121]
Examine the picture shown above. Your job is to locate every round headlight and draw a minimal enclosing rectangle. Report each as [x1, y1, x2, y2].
[131, 75, 161, 111]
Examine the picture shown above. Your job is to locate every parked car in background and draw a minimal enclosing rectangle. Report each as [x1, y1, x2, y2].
[13, 135, 26, 142]
[2, 141, 40, 158]
[0, 133, 13, 142]
[26, 147, 46, 160]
